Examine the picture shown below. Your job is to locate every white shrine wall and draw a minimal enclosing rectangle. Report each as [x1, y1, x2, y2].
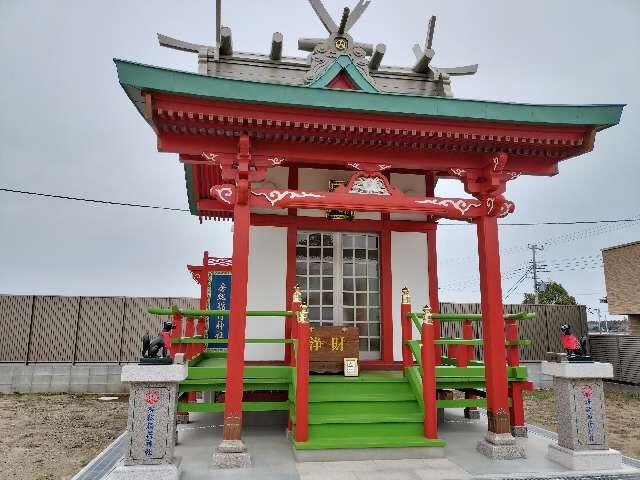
[246, 225, 287, 360]
[391, 231, 429, 362]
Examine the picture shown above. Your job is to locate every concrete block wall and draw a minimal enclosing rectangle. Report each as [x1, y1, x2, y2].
[0, 364, 128, 394]
[522, 361, 553, 389]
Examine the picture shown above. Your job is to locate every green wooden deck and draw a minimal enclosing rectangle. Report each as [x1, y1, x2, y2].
[177, 351, 528, 450]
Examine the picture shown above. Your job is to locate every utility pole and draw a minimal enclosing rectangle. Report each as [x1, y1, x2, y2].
[527, 244, 545, 301]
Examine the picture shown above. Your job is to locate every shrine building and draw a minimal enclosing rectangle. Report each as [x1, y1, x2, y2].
[115, 1, 623, 462]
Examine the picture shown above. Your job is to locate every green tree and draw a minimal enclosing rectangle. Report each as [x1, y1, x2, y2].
[522, 281, 577, 305]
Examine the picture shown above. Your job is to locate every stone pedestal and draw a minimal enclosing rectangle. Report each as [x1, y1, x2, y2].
[476, 431, 526, 459]
[541, 361, 622, 471]
[212, 439, 252, 469]
[109, 364, 188, 480]
[464, 408, 480, 420]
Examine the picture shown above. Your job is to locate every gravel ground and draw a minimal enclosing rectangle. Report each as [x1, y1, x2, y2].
[0, 394, 128, 480]
[524, 384, 640, 459]
[0, 387, 637, 479]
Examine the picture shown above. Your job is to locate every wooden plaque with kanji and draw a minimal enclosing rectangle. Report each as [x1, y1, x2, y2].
[308, 326, 359, 373]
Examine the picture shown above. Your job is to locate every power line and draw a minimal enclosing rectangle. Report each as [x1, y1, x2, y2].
[2, 186, 639, 226]
[0, 188, 190, 213]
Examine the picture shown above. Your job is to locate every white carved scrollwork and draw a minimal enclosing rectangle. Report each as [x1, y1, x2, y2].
[415, 198, 482, 215]
[214, 187, 234, 205]
[349, 176, 390, 195]
[251, 190, 325, 207]
[202, 152, 218, 163]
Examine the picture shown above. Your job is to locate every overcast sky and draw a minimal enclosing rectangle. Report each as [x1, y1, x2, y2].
[1, 0, 638, 321]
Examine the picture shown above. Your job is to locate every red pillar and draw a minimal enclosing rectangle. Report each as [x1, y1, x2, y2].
[425, 174, 442, 366]
[288, 286, 302, 432]
[295, 305, 310, 443]
[476, 215, 511, 434]
[426, 225, 442, 365]
[222, 136, 251, 441]
[421, 307, 438, 439]
[284, 166, 298, 365]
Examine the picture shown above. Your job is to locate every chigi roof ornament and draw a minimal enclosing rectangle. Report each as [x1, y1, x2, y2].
[155, 0, 478, 96]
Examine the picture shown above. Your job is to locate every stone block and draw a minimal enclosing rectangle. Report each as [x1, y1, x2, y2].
[547, 443, 622, 470]
[88, 383, 109, 393]
[90, 375, 109, 385]
[0, 365, 15, 382]
[211, 440, 252, 469]
[31, 383, 53, 393]
[32, 374, 52, 385]
[14, 383, 32, 394]
[121, 364, 188, 383]
[125, 382, 179, 465]
[464, 408, 480, 420]
[69, 383, 89, 393]
[541, 361, 614, 379]
[511, 426, 528, 437]
[554, 377, 608, 450]
[476, 433, 526, 459]
[108, 458, 181, 480]
[32, 365, 53, 375]
[89, 365, 110, 376]
[0, 385, 12, 394]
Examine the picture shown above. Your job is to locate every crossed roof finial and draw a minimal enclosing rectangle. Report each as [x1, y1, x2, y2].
[309, 0, 371, 35]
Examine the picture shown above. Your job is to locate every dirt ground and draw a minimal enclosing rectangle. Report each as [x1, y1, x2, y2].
[524, 384, 640, 459]
[0, 394, 128, 480]
[1, 387, 638, 479]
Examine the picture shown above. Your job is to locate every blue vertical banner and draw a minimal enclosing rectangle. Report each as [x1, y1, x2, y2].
[208, 272, 231, 348]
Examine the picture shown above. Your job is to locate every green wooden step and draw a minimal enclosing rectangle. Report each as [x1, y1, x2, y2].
[291, 400, 423, 424]
[307, 400, 421, 416]
[306, 412, 423, 424]
[294, 436, 445, 450]
[304, 421, 429, 439]
[304, 380, 414, 402]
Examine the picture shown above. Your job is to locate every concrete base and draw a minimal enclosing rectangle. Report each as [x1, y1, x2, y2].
[211, 440, 252, 469]
[511, 426, 528, 438]
[176, 413, 189, 424]
[293, 446, 446, 462]
[464, 408, 480, 420]
[547, 443, 622, 471]
[476, 432, 526, 459]
[109, 457, 181, 480]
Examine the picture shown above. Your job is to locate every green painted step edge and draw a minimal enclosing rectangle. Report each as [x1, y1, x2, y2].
[289, 392, 416, 403]
[177, 401, 289, 412]
[293, 437, 446, 450]
[406, 367, 424, 412]
[304, 413, 424, 424]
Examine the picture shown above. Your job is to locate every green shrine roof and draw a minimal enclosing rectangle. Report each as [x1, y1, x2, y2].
[115, 59, 623, 131]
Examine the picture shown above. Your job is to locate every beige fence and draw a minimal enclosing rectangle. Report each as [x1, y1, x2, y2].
[1, 295, 587, 364]
[439, 302, 588, 362]
[0, 295, 198, 364]
[589, 334, 640, 385]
